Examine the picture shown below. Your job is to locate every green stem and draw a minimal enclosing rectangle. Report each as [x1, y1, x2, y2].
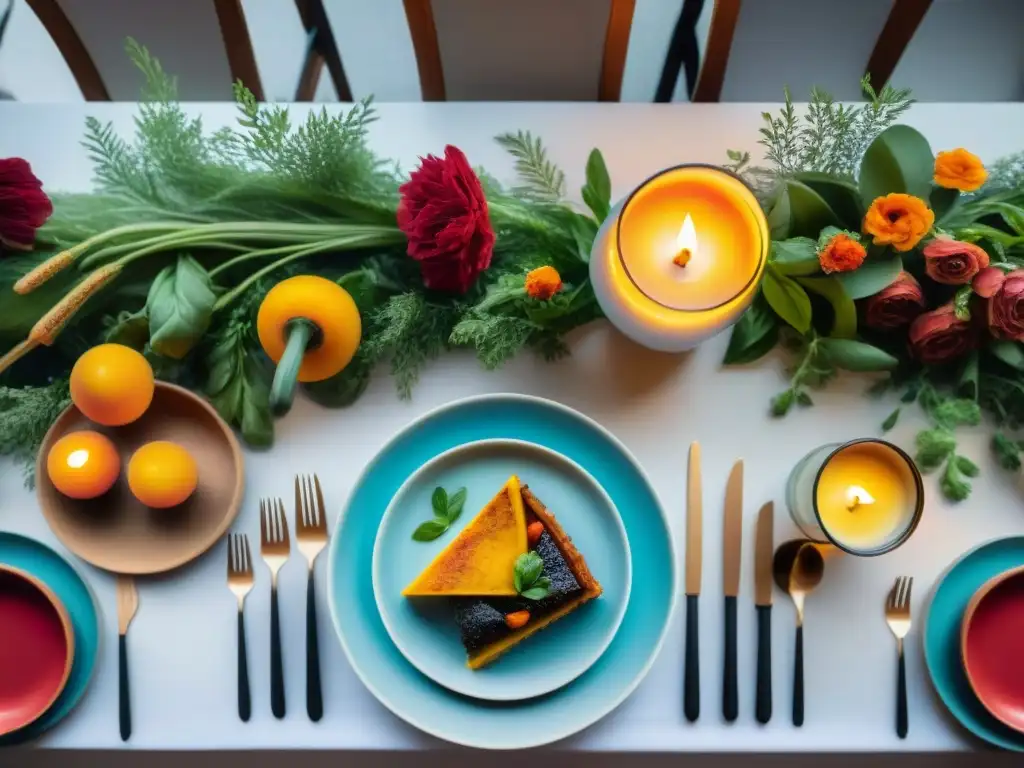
[208, 242, 319, 279]
[269, 318, 318, 417]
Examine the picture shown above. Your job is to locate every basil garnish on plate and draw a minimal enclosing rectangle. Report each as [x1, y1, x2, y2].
[411, 486, 467, 542]
[513, 551, 552, 600]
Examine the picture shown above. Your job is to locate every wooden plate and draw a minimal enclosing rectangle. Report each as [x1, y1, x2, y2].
[36, 382, 244, 575]
[0, 564, 75, 736]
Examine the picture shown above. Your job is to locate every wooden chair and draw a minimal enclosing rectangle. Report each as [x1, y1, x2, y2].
[25, 0, 263, 100]
[689, 0, 925, 102]
[402, 0, 636, 101]
[293, 0, 352, 101]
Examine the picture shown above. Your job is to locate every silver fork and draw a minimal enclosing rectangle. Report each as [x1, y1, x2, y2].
[227, 533, 254, 722]
[296, 474, 329, 722]
[260, 498, 290, 719]
[885, 576, 913, 739]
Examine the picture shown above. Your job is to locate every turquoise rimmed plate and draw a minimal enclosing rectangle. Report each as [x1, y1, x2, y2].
[328, 394, 677, 749]
[373, 439, 632, 701]
[0, 532, 101, 746]
[924, 536, 1024, 751]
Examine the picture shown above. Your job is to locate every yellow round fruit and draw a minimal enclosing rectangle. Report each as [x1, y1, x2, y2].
[70, 344, 155, 426]
[127, 440, 199, 509]
[46, 430, 121, 500]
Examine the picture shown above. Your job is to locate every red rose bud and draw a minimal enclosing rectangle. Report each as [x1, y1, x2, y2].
[923, 236, 990, 285]
[972, 266, 1006, 299]
[397, 145, 495, 294]
[863, 271, 926, 330]
[908, 303, 976, 365]
[987, 269, 1024, 341]
[0, 158, 53, 250]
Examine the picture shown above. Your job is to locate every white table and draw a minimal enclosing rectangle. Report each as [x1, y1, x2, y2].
[2, 102, 1023, 754]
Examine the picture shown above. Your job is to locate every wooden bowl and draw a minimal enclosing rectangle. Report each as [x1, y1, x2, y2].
[36, 382, 244, 575]
[961, 564, 1024, 734]
[0, 564, 75, 736]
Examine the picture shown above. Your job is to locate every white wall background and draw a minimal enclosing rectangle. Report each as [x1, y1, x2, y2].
[0, 0, 1020, 103]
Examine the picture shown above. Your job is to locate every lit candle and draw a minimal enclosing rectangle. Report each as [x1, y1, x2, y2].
[590, 164, 769, 352]
[785, 439, 924, 556]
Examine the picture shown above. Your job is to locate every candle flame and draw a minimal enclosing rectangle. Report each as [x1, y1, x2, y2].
[845, 485, 875, 512]
[673, 215, 698, 268]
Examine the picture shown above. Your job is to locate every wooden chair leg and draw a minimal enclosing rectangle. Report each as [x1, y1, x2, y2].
[865, 0, 933, 89]
[25, 0, 110, 100]
[294, 0, 353, 101]
[691, 0, 742, 103]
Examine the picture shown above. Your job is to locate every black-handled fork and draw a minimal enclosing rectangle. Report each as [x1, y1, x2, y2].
[260, 498, 291, 719]
[227, 533, 254, 722]
[296, 474, 329, 722]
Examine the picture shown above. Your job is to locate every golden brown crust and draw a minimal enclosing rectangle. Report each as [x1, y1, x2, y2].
[521, 485, 603, 599]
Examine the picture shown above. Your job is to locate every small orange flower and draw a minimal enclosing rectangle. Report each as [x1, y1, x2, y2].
[818, 233, 866, 274]
[863, 193, 934, 252]
[525, 266, 562, 300]
[934, 148, 987, 193]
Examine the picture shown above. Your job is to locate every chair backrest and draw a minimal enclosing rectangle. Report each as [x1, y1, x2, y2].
[25, 0, 263, 100]
[403, 0, 636, 101]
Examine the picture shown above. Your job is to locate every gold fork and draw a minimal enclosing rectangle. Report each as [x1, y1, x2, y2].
[886, 575, 913, 739]
[260, 497, 290, 719]
[296, 474, 329, 722]
[227, 533, 254, 722]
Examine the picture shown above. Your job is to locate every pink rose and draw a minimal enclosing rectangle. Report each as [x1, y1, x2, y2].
[923, 237, 990, 285]
[987, 269, 1024, 340]
[973, 267, 1006, 299]
[863, 271, 927, 330]
[908, 303, 976, 364]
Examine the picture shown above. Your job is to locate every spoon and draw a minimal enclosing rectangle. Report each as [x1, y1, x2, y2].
[773, 540, 825, 727]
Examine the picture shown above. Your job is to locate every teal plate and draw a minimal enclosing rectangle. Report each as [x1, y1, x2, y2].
[373, 439, 632, 701]
[0, 532, 101, 746]
[924, 536, 1024, 751]
[328, 394, 677, 749]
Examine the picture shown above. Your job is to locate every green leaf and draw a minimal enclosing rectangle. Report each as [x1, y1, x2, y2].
[581, 148, 612, 222]
[956, 455, 980, 478]
[762, 267, 812, 333]
[858, 125, 935, 205]
[930, 186, 960, 224]
[953, 286, 973, 321]
[957, 350, 979, 399]
[446, 487, 467, 523]
[412, 519, 449, 542]
[146, 255, 216, 359]
[796, 276, 857, 339]
[767, 186, 792, 240]
[955, 224, 1024, 247]
[206, 330, 274, 448]
[916, 427, 956, 473]
[932, 398, 981, 428]
[723, 298, 779, 364]
[431, 487, 448, 517]
[793, 171, 864, 231]
[987, 202, 1024, 235]
[770, 237, 820, 276]
[514, 551, 544, 593]
[302, 351, 372, 408]
[796, 391, 813, 407]
[940, 456, 972, 502]
[103, 308, 150, 349]
[520, 580, 552, 601]
[781, 180, 841, 239]
[881, 408, 900, 432]
[818, 338, 898, 372]
[771, 389, 795, 417]
[569, 212, 598, 264]
[993, 433, 1022, 472]
[833, 256, 903, 300]
[989, 340, 1024, 371]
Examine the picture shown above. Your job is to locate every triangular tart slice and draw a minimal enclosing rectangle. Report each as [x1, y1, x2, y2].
[402, 475, 528, 597]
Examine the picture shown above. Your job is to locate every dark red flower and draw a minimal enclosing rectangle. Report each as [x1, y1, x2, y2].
[862, 271, 926, 330]
[397, 145, 495, 294]
[0, 158, 52, 250]
[908, 303, 976, 365]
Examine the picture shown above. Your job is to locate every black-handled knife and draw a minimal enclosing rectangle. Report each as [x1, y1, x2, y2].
[753, 502, 774, 724]
[722, 460, 743, 723]
[684, 442, 702, 722]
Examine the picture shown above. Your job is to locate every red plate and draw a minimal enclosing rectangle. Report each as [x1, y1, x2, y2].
[0, 564, 75, 736]
[962, 564, 1024, 734]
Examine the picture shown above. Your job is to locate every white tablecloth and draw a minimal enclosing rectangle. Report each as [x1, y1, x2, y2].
[2, 101, 1023, 752]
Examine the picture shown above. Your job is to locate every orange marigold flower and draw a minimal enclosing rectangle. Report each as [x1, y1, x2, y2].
[934, 148, 987, 193]
[525, 266, 562, 300]
[818, 233, 866, 274]
[863, 193, 934, 252]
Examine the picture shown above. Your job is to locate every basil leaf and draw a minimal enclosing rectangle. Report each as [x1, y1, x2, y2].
[771, 237, 821, 277]
[762, 266, 813, 334]
[513, 569, 523, 594]
[818, 338, 899, 372]
[302, 351, 372, 407]
[724, 297, 779, 365]
[515, 552, 544, 589]
[146, 255, 216, 359]
[520, 586, 550, 601]
[581, 148, 611, 222]
[431, 487, 448, 517]
[205, 327, 274, 447]
[412, 519, 449, 542]
[881, 408, 900, 432]
[103, 308, 150, 349]
[988, 340, 1024, 371]
[446, 487, 467, 523]
[859, 125, 935, 204]
[833, 255, 903, 300]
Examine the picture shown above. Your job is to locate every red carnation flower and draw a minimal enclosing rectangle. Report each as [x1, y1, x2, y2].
[397, 145, 495, 294]
[0, 158, 53, 250]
